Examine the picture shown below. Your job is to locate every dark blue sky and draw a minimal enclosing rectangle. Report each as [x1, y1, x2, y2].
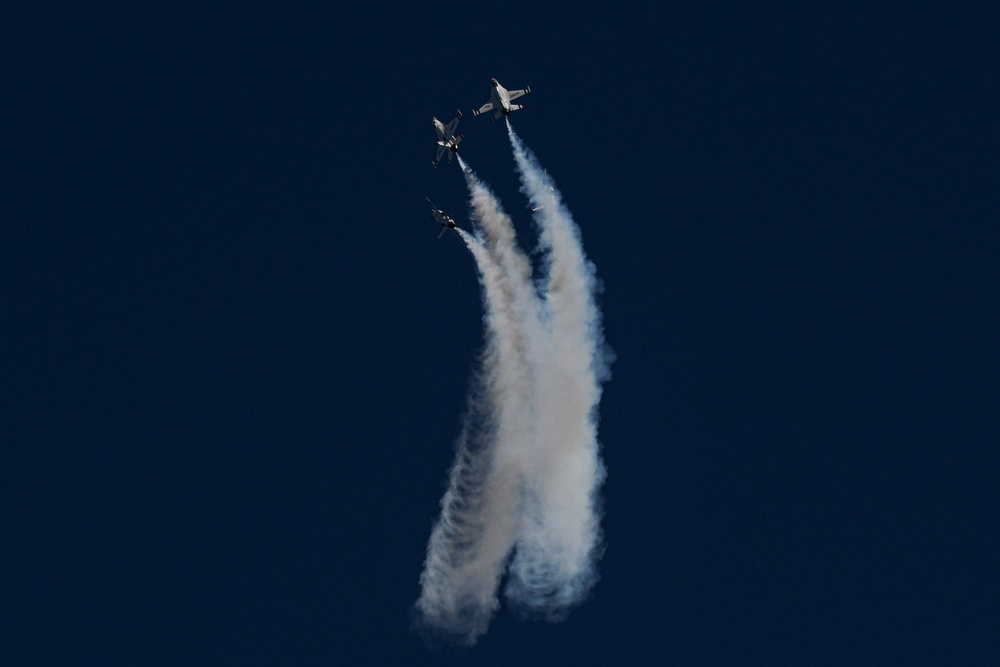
[4, 3, 998, 664]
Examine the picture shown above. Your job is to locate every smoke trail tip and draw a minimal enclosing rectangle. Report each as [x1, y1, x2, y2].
[410, 603, 484, 649]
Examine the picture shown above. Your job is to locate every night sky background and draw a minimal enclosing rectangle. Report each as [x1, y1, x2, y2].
[4, 3, 999, 665]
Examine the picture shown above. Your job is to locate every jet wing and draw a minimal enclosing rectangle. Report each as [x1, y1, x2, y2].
[507, 86, 530, 101]
[445, 115, 461, 136]
[433, 145, 447, 167]
[473, 101, 494, 116]
[437, 226, 448, 239]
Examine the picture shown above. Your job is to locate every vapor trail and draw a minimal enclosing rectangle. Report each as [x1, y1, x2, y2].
[416, 137, 610, 645]
[415, 167, 541, 645]
[504, 121, 609, 617]
[458, 157, 544, 365]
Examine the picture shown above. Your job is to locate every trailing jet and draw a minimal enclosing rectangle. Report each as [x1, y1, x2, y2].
[432, 111, 464, 167]
[427, 198, 460, 238]
[473, 78, 531, 121]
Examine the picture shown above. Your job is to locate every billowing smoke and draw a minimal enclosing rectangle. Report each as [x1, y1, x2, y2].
[503, 123, 611, 617]
[415, 128, 610, 646]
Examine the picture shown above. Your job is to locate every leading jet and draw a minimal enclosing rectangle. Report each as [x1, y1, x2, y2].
[432, 111, 464, 167]
[427, 198, 460, 238]
[472, 78, 531, 121]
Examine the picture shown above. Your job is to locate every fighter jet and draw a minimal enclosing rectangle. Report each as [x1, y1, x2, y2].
[427, 198, 460, 238]
[432, 111, 464, 167]
[473, 78, 531, 121]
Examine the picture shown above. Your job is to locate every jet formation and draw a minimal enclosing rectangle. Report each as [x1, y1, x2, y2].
[427, 78, 531, 236]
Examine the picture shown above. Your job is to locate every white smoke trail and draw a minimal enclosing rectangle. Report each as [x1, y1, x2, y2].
[414, 188, 540, 645]
[415, 137, 610, 644]
[458, 157, 545, 366]
[504, 121, 609, 617]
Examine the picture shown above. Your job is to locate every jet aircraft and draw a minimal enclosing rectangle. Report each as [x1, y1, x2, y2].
[427, 198, 460, 238]
[472, 78, 531, 121]
[432, 111, 464, 167]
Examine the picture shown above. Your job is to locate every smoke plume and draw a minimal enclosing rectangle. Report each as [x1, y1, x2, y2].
[415, 131, 610, 646]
